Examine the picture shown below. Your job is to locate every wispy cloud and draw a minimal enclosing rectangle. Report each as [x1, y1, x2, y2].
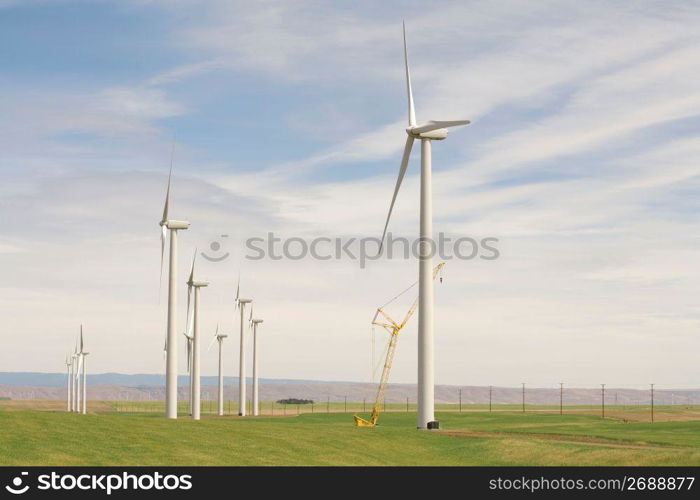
[0, 0, 699, 386]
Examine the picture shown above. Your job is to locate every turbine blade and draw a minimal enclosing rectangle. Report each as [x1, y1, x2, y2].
[186, 285, 193, 336]
[159, 150, 173, 286]
[207, 326, 218, 352]
[185, 249, 196, 335]
[188, 249, 196, 284]
[379, 136, 414, 253]
[410, 120, 470, 134]
[403, 22, 416, 127]
[160, 225, 167, 282]
[234, 275, 240, 309]
[161, 160, 172, 225]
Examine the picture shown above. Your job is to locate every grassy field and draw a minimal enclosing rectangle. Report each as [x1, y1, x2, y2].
[1, 402, 699, 466]
[11, 399, 694, 423]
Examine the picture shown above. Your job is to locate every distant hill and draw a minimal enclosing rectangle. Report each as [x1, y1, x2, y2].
[0, 372, 698, 405]
[0, 372, 333, 388]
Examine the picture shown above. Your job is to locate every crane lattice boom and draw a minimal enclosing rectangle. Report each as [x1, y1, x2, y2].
[354, 262, 444, 427]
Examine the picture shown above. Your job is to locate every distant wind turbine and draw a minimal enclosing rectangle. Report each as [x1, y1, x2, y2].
[159, 150, 190, 419]
[73, 335, 80, 413]
[234, 277, 252, 416]
[70, 350, 77, 412]
[186, 252, 208, 420]
[183, 331, 194, 415]
[250, 316, 264, 417]
[377, 23, 470, 430]
[184, 251, 196, 416]
[65, 355, 72, 412]
[79, 325, 89, 415]
[208, 324, 228, 416]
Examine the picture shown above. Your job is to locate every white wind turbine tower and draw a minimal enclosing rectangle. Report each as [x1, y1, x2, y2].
[72, 336, 80, 413]
[159, 155, 190, 419]
[208, 324, 228, 416]
[183, 331, 194, 415]
[79, 325, 89, 415]
[250, 314, 263, 417]
[378, 23, 470, 430]
[186, 252, 208, 420]
[70, 350, 77, 412]
[184, 252, 196, 416]
[65, 355, 72, 412]
[234, 278, 252, 416]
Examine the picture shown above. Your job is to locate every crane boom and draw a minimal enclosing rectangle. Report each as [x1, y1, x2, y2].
[354, 262, 444, 427]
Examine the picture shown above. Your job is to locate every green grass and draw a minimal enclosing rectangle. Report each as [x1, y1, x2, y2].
[103, 400, 700, 415]
[1, 407, 700, 466]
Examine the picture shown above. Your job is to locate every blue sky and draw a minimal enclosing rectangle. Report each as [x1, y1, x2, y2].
[1, 0, 699, 389]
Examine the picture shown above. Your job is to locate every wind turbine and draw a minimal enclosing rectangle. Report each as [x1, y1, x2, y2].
[378, 23, 470, 430]
[73, 336, 80, 413]
[184, 251, 197, 416]
[234, 278, 252, 416]
[70, 351, 76, 412]
[159, 153, 190, 419]
[65, 355, 72, 412]
[183, 331, 194, 415]
[250, 315, 263, 417]
[208, 324, 228, 416]
[186, 252, 208, 420]
[79, 325, 89, 415]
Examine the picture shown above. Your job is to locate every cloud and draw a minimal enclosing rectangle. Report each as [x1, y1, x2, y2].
[96, 87, 185, 120]
[1, 0, 699, 386]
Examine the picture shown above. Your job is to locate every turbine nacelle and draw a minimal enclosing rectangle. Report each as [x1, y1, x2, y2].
[251, 319, 264, 325]
[407, 119, 471, 140]
[163, 220, 190, 230]
[191, 280, 209, 288]
[407, 127, 448, 140]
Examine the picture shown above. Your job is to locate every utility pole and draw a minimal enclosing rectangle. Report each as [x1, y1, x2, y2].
[459, 389, 462, 412]
[601, 384, 605, 418]
[521, 383, 525, 413]
[406, 397, 409, 412]
[327, 396, 330, 413]
[559, 383, 563, 415]
[489, 386, 492, 412]
[651, 384, 655, 423]
[344, 395, 347, 413]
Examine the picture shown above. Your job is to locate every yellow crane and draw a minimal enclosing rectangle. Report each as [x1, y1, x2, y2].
[354, 262, 444, 427]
